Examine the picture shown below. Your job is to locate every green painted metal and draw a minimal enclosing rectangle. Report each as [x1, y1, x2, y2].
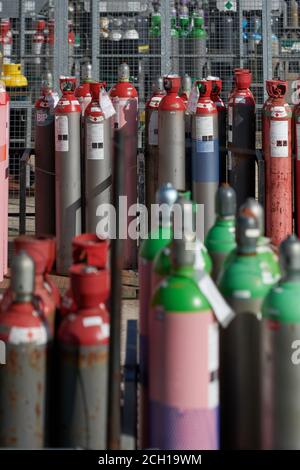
[139, 226, 172, 262]
[262, 281, 300, 324]
[205, 218, 236, 255]
[152, 266, 210, 312]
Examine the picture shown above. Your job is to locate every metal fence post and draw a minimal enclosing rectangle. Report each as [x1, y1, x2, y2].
[160, 0, 171, 76]
[91, 0, 100, 80]
[262, 0, 273, 100]
[53, 0, 69, 86]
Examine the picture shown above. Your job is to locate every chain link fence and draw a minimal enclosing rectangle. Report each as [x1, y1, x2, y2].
[2, 0, 292, 236]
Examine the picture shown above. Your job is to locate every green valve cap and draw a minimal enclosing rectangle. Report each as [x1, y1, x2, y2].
[280, 235, 300, 274]
[239, 198, 264, 236]
[216, 183, 236, 218]
[236, 208, 259, 254]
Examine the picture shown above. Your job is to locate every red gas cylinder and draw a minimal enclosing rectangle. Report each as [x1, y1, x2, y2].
[228, 68, 252, 101]
[0, 78, 9, 281]
[33, 19, 46, 65]
[60, 233, 109, 319]
[228, 69, 256, 209]
[145, 77, 165, 212]
[13, 236, 57, 335]
[263, 80, 292, 246]
[40, 236, 61, 309]
[109, 63, 138, 269]
[0, 251, 48, 448]
[294, 83, 300, 236]
[209, 77, 227, 183]
[58, 264, 110, 449]
[0, 19, 12, 63]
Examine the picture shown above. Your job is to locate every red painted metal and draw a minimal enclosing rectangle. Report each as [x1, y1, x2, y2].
[210, 78, 226, 183]
[293, 83, 300, 236]
[0, 78, 9, 282]
[159, 76, 185, 112]
[58, 264, 109, 346]
[55, 77, 81, 114]
[13, 237, 57, 334]
[60, 234, 109, 319]
[263, 80, 292, 246]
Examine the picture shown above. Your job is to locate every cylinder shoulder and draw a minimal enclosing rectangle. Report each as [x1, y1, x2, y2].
[205, 219, 236, 254]
[152, 275, 210, 312]
[139, 226, 172, 261]
[262, 281, 300, 323]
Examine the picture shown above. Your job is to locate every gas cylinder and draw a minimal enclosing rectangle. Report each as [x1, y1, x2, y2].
[192, 79, 219, 236]
[42, 236, 61, 309]
[0, 75, 9, 280]
[138, 183, 178, 448]
[263, 80, 292, 246]
[150, 195, 219, 450]
[261, 235, 300, 449]
[228, 70, 256, 209]
[84, 81, 112, 232]
[208, 77, 227, 183]
[189, 3, 207, 80]
[218, 208, 275, 449]
[35, 73, 59, 237]
[180, 73, 192, 191]
[205, 184, 236, 282]
[170, 5, 179, 74]
[13, 236, 57, 336]
[158, 75, 186, 191]
[228, 68, 251, 102]
[145, 77, 165, 212]
[60, 233, 109, 320]
[0, 19, 12, 64]
[0, 251, 48, 448]
[240, 198, 281, 284]
[58, 264, 110, 449]
[33, 19, 46, 65]
[55, 76, 81, 275]
[75, 64, 95, 117]
[294, 83, 300, 237]
[109, 63, 138, 269]
[152, 194, 212, 291]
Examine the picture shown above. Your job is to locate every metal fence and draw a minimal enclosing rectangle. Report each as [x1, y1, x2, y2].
[2, 0, 295, 235]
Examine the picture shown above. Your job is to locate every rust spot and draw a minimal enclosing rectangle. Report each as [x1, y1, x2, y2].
[79, 350, 108, 368]
[8, 389, 17, 409]
[7, 348, 19, 374]
[37, 382, 42, 394]
[35, 402, 41, 418]
[29, 348, 45, 370]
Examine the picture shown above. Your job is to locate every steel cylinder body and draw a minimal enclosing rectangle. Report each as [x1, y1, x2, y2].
[192, 80, 219, 236]
[0, 80, 9, 281]
[55, 78, 82, 275]
[219, 256, 273, 449]
[109, 77, 138, 269]
[210, 78, 227, 183]
[151, 271, 219, 450]
[228, 71, 256, 208]
[0, 302, 47, 448]
[294, 101, 300, 236]
[158, 76, 186, 191]
[58, 265, 110, 449]
[145, 90, 165, 210]
[263, 80, 292, 246]
[35, 85, 59, 237]
[84, 84, 112, 233]
[205, 217, 236, 282]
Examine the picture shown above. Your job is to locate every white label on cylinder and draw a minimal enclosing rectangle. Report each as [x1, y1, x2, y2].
[148, 110, 158, 145]
[198, 274, 235, 327]
[208, 322, 219, 409]
[297, 123, 300, 160]
[149, 96, 162, 108]
[86, 121, 104, 160]
[228, 106, 233, 143]
[196, 115, 214, 138]
[100, 88, 116, 119]
[9, 325, 47, 345]
[36, 110, 48, 124]
[83, 316, 102, 327]
[270, 120, 289, 157]
[233, 290, 251, 299]
[55, 115, 69, 152]
[33, 41, 43, 56]
[245, 228, 260, 238]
